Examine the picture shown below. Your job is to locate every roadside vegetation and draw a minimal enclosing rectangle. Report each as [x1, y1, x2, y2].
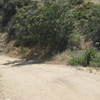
[69, 48, 100, 67]
[0, 0, 100, 67]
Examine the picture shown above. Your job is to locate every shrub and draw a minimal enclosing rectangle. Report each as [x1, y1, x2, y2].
[84, 48, 96, 66]
[91, 56, 100, 67]
[69, 48, 97, 66]
[14, 1, 74, 53]
[69, 55, 86, 66]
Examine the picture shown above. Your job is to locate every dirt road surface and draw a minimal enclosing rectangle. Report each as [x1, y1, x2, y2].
[0, 55, 100, 100]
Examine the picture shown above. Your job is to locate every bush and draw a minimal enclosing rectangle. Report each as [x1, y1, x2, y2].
[69, 55, 86, 66]
[14, 1, 74, 53]
[84, 48, 96, 66]
[91, 56, 100, 67]
[69, 48, 97, 66]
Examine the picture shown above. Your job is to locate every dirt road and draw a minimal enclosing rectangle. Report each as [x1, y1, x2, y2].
[0, 55, 100, 100]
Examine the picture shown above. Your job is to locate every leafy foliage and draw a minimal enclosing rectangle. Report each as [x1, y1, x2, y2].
[69, 48, 97, 66]
[1, 0, 100, 55]
[69, 55, 86, 66]
[91, 56, 100, 67]
[14, 1, 74, 52]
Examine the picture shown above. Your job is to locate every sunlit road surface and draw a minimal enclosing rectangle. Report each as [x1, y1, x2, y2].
[0, 55, 100, 100]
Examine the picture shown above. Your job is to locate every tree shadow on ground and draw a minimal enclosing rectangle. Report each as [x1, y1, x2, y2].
[3, 59, 44, 67]
[2, 49, 63, 67]
[3, 56, 52, 67]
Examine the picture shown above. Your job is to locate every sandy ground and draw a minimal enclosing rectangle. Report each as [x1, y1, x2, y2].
[0, 55, 100, 100]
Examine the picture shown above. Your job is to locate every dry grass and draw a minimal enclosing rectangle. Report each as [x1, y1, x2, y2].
[49, 50, 73, 64]
[88, 0, 100, 4]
